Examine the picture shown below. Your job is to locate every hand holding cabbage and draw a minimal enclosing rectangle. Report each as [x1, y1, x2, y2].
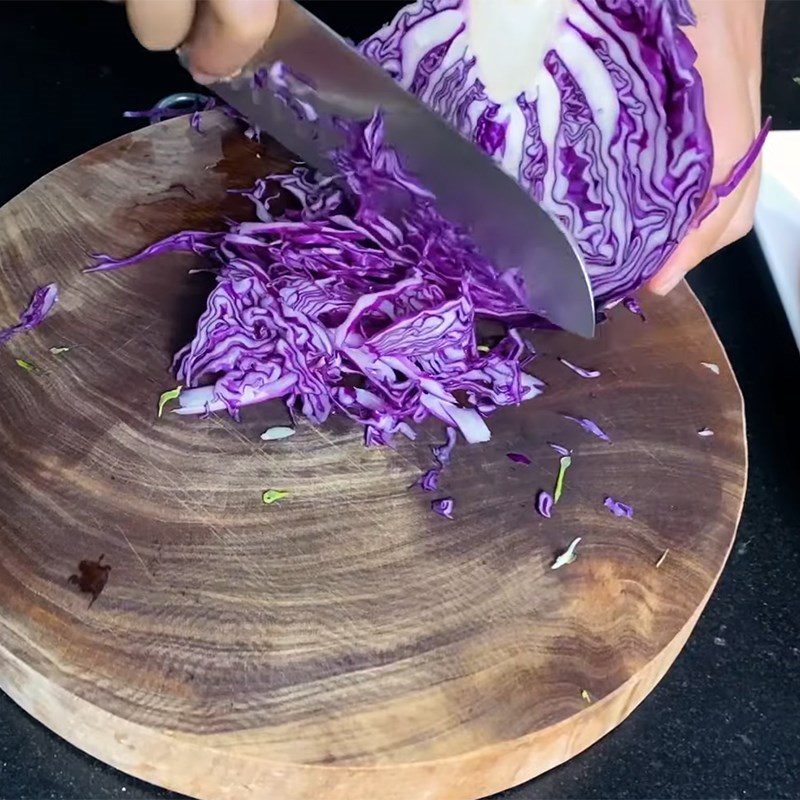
[126, 0, 767, 298]
[649, 0, 766, 294]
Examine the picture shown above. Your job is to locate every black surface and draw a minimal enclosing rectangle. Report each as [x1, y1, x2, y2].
[1, 2, 800, 799]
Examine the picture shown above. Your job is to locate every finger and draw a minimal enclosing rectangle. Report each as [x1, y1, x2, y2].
[127, 0, 196, 51]
[183, 0, 279, 83]
[647, 224, 727, 296]
[647, 172, 759, 296]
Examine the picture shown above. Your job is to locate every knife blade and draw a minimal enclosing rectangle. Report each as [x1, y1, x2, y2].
[208, 0, 595, 337]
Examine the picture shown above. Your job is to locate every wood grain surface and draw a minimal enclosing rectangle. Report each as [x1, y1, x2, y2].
[0, 113, 747, 800]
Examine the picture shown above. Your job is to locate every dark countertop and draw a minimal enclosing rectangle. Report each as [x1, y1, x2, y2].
[1, 2, 799, 798]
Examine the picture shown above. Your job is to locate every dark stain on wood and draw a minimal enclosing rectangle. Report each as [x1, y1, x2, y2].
[68, 554, 111, 607]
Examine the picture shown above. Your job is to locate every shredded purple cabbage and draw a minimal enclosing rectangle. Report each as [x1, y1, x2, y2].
[548, 442, 572, 457]
[562, 414, 611, 442]
[432, 497, 454, 518]
[88, 232, 222, 273]
[124, 95, 267, 141]
[95, 115, 544, 446]
[622, 297, 647, 322]
[123, 97, 218, 126]
[558, 358, 600, 379]
[604, 496, 633, 518]
[536, 490, 554, 518]
[124, 96, 249, 135]
[419, 468, 440, 492]
[0, 283, 58, 348]
[507, 452, 532, 465]
[432, 427, 458, 466]
[415, 428, 456, 507]
[695, 119, 772, 224]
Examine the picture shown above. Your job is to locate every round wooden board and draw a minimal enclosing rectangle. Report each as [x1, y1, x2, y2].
[0, 113, 746, 800]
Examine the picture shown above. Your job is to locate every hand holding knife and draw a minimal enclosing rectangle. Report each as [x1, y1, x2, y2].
[127, 0, 595, 338]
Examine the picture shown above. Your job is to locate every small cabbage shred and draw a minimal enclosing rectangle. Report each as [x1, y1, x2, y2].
[432, 497, 455, 518]
[419, 468, 441, 492]
[603, 496, 634, 517]
[0, 283, 58, 348]
[92, 0, 766, 450]
[537, 490, 554, 518]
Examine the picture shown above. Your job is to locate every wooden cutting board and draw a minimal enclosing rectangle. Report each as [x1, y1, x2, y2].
[0, 112, 746, 800]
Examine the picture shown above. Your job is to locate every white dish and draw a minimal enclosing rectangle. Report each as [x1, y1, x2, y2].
[754, 129, 800, 351]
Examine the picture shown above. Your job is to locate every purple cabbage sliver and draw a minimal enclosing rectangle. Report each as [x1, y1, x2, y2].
[123, 95, 219, 126]
[87, 231, 223, 273]
[536, 491, 553, 518]
[562, 414, 611, 442]
[419, 468, 440, 492]
[431, 497, 454, 519]
[603, 497, 633, 518]
[695, 118, 771, 224]
[432, 428, 458, 467]
[622, 297, 646, 322]
[0, 283, 58, 348]
[507, 452, 532, 465]
[558, 357, 600, 379]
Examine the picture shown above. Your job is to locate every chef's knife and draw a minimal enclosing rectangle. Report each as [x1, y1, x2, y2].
[207, 0, 595, 337]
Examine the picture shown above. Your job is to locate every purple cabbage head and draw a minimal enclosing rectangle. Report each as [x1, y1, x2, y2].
[361, 0, 767, 306]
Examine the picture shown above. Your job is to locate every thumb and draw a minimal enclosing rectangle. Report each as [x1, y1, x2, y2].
[184, 0, 279, 83]
[648, 171, 759, 296]
[647, 217, 727, 296]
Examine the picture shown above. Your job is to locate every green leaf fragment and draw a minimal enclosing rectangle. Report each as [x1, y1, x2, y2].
[49, 346, 71, 355]
[157, 386, 182, 418]
[553, 455, 572, 503]
[794, 77, 800, 87]
[581, 689, 592, 704]
[262, 489, 290, 505]
[477, 345, 490, 353]
[551, 536, 581, 570]
[15, 358, 37, 372]
[260, 426, 296, 441]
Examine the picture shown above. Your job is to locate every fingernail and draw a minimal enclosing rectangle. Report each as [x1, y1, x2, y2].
[648, 269, 684, 296]
[191, 67, 242, 86]
[191, 71, 218, 86]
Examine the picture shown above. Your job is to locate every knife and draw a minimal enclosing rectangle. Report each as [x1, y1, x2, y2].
[206, 0, 595, 337]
